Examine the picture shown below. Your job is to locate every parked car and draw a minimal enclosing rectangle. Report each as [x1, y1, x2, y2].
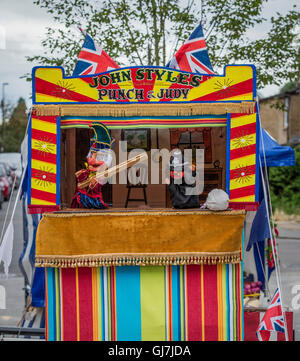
[0, 181, 4, 209]
[9, 162, 21, 188]
[0, 153, 22, 189]
[0, 164, 12, 201]
[0, 162, 14, 188]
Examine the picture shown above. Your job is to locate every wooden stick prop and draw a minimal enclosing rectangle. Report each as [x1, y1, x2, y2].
[77, 153, 148, 190]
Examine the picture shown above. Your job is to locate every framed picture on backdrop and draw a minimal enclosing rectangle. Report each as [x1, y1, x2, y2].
[121, 128, 151, 151]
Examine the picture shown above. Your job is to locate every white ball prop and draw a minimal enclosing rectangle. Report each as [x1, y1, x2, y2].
[206, 189, 229, 211]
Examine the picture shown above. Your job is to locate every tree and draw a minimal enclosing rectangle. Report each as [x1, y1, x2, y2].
[0, 100, 14, 151]
[280, 81, 298, 94]
[27, 0, 300, 90]
[1, 98, 27, 153]
[270, 145, 300, 215]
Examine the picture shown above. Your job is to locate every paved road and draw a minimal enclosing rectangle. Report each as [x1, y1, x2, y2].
[268, 224, 300, 341]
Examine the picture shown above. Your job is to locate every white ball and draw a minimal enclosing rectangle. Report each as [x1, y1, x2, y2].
[206, 189, 229, 211]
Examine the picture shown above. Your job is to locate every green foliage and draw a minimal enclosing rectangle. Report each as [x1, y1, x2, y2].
[280, 81, 297, 93]
[269, 145, 300, 215]
[215, 4, 300, 88]
[1, 98, 27, 153]
[27, 0, 200, 74]
[27, 0, 300, 90]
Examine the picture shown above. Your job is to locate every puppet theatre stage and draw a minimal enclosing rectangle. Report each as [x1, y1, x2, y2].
[37, 209, 245, 341]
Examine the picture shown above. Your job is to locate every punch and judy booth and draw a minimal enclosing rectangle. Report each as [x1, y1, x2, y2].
[29, 64, 260, 341]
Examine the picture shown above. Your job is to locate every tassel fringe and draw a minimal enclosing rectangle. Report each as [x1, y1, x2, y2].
[35, 252, 241, 268]
[33, 102, 255, 118]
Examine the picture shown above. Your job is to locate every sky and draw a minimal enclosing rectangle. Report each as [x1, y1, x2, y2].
[0, 0, 299, 109]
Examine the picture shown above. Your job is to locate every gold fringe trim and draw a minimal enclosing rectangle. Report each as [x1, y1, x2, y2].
[33, 102, 255, 117]
[35, 252, 242, 268]
[45, 209, 246, 218]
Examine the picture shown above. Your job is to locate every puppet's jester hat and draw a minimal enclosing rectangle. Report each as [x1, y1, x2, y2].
[89, 122, 115, 151]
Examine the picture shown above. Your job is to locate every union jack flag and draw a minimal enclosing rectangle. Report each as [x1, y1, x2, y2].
[166, 23, 214, 75]
[73, 28, 120, 76]
[256, 288, 286, 341]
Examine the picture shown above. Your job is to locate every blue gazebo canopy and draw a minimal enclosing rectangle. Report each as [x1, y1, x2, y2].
[260, 128, 295, 167]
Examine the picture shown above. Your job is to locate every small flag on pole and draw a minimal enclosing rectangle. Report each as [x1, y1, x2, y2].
[0, 160, 27, 277]
[256, 288, 286, 341]
[73, 28, 120, 76]
[246, 197, 271, 251]
[166, 23, 214, 74]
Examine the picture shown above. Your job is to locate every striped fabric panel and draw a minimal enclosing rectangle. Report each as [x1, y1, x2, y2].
[165, 265, 186, 341]
[115, 266, 141, 340]
[140, 266, 166, 340]
[30, 115, 59, 206]
[45, 264, 243, 341]
[60, 115, 227, 129]
[229, 112, 257, 203]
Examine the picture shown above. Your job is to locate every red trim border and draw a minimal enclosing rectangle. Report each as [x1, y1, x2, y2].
[28, 205, 60, 214]
[229, 201, 259, 211]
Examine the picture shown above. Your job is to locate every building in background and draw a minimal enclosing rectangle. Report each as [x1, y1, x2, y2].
[259, 82, 300, 146]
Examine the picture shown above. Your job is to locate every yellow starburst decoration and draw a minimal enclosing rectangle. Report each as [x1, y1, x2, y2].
[34, 166, 56, 188]
[52, 80, 76, 100]
[232, 165, 253, 184]
[232, 133, 254, 149]
[214, 78, 235, 98]
[33, 138, 55, 156]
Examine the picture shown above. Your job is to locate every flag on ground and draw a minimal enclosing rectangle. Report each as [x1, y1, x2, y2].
[73, 28, 120, 76]
[166, 23, 214, 74]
